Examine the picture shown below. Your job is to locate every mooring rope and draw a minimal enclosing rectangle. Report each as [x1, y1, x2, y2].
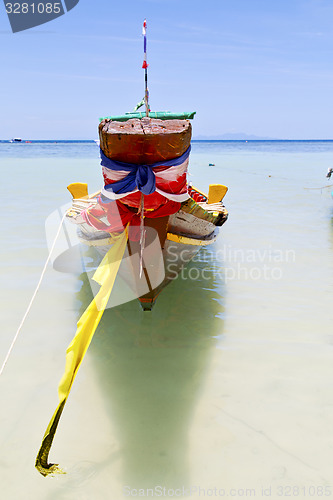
[304, 184, 333, 190]
[0, 212, 67, 377]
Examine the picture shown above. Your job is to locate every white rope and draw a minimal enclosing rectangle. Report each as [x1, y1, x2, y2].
[304, 184, 333, 190]
[0, 212, 67, 376]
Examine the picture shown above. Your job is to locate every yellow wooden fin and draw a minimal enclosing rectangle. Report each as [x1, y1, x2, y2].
[67, 182, 89, 199]
[208, 184, 228, 203]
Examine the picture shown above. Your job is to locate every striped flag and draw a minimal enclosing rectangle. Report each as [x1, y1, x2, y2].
[142, 19, 148, 69]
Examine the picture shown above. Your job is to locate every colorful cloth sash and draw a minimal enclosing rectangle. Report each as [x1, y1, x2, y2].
[100, 147, 191, 202]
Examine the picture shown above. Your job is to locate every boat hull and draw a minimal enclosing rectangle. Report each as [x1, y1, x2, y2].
[67, 116, 228, 310]
[74, 198, 226, 311]
[99, 118, 192, 164]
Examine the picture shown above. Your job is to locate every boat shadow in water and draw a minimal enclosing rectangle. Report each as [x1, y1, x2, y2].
[76, 246, 226, 489]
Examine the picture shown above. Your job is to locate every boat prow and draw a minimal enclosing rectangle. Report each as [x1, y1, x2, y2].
[66, 181, 228, 311]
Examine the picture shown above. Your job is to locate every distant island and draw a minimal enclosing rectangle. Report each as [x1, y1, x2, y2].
[193, 133, 278, 140]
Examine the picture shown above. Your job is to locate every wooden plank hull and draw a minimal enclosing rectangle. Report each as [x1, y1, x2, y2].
[78, 229, 218, 311]
[135, 237, 218, 311]
[73, 197, 226, 311]
[99, 117, 192, 164]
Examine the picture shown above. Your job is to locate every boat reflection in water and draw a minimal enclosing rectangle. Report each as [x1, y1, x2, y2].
[76, 245, 225, 489]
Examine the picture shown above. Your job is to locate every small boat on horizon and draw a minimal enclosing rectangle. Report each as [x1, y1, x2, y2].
[9, 137, 22, 143]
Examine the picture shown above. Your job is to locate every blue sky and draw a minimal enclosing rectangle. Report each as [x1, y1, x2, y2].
[1, 0, 333, 139]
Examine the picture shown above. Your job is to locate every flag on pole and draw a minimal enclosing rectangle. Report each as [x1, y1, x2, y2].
[142, 19, 148, 69]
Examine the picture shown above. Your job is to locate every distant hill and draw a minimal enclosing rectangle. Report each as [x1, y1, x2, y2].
[193, 132, 277, 140]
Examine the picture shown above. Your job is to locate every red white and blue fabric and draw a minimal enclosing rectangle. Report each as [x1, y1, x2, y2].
[100, 147, 191, 209]
[81, 198, 181, 241]
[81, 147, 191, 237]
[142, 19, 148, 69]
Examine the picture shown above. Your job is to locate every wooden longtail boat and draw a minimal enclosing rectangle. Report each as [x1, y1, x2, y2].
[66, 115, 228, 310]
[34, 22, 229, 478]
[35, 120, 228, 476]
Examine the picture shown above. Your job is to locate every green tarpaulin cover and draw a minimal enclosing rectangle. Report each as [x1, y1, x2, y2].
[99, 111, 196, 122]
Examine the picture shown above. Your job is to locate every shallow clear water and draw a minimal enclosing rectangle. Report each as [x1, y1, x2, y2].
[0, 141, 333, 499]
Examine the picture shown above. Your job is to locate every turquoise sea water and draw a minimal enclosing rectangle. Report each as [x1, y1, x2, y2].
[0, 141, 333, 499]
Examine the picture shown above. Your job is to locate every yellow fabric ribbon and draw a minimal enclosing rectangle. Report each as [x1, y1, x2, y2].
[35, 229, 128, 476]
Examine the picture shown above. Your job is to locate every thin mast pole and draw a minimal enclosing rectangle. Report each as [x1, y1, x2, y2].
[145, 67, 148, 117]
